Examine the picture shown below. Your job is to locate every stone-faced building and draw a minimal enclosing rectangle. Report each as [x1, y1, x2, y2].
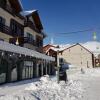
[0, 0, 55, 84]
[59, 43, 94, 68]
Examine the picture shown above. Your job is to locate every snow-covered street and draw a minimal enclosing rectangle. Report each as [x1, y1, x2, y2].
[0, 68, 100, 100]
[79, 68, 100, 100]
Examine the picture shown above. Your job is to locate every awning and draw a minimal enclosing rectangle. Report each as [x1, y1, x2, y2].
[0, 41, 55, 61]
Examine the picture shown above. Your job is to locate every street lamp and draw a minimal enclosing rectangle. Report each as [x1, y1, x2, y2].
[16, 37, 19, 45]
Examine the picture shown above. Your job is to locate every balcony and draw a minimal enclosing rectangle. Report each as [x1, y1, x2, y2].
[0, 3, 14, 14]
[0, 23, 12, 36]
[24, 21, 41, 33]
[5, 4, 13, 14]
[24, 37, 36, 45]
[0, 4, 23, 19]
[0, 23, 24, 37]
[9, 37, 36, 46]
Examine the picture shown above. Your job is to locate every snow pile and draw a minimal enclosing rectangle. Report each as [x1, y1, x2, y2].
[39, 75, 50, 83]
[25, 83, 39, 91]
[24, 75, 83, 100]
[0, 75, 83, 100]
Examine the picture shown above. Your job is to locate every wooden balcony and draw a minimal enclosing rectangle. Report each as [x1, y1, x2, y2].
[5, 4, 13, 13]
[0, 23, 24, 37]
[0, 23, 12, 36]
[0, 3, 14, 14]
[24, 37, 36, 45]
[24, 21, 41, 33]
[0, 4, 24, 19]
[9, 37, 36, 46]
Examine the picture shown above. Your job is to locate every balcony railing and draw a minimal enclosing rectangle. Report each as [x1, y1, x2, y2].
[9, 37, 36, 47]
[0, 4, 24, 20]
[24, 37, 36, 45]
[24, 21, 41, 33]
[5, 4, 13, 13]
[0, 3, 14, 14]
[24, 21, 35, 29]
[0, 23, 12, 36]
[0, 23, 24, 37]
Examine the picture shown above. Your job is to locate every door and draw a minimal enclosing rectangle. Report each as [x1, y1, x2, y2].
[0, 59, 7, 84]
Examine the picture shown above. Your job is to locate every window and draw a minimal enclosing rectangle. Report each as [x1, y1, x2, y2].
[26, 32, 34, 41]
[59, 58, 64, 64]
[10, 22, 17, 33]
[36, 36, 43, 47]
[0, 17, 6, 32]
[0, 0, 7, 7]
[0, 59, 7, 83]
[22, 61, 33, 79]
[0, 16, 5, 25]
[37, 39, 43, 47]
[10, 19, 23, 36]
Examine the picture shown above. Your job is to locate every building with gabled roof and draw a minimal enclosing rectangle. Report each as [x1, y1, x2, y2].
[0, 0, 55, 84]
[59, 43, 94, 68]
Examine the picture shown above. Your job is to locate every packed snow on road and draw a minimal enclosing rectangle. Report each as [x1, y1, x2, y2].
[0, 68, 100, 100]
[0, 75, 83, 100]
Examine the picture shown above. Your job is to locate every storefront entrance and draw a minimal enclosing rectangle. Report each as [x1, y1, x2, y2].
[22, 61, 33, 79]
[0, 59, 8, 84]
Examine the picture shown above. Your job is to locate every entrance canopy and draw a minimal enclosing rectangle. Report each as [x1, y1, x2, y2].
[0, 41, 55, 61]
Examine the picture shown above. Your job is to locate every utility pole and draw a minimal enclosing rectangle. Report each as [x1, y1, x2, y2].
[56, 46, 60, 83]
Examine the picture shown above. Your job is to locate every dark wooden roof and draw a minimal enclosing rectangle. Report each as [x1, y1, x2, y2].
[32, 11, 43, 30]
[26, 11, 43, 31]
[43, 44, 55, 53]
[9, 0, 22, 13]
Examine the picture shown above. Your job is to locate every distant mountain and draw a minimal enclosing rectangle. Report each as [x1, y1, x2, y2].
[82, 41, 100, 57]
[82, 41, 100, 52]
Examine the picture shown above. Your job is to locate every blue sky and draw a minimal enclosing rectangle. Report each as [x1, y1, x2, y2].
[21, 0, 100, 44]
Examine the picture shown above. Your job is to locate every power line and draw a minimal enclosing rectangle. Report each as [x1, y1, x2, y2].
[53, 27, 100, 36]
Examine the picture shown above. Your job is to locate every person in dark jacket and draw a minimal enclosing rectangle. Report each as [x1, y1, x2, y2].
[59, 67, 68, 83]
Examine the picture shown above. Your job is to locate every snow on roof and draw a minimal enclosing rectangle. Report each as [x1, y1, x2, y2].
[47, 44, 71, 52]
[45, 41, 100, 57]
[58, 41, 100, 57]
[18, 0, 23, 10]
[20, 10, 37, 16]
[0, 41, 55, 61]
[50, 47, 65, 52]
